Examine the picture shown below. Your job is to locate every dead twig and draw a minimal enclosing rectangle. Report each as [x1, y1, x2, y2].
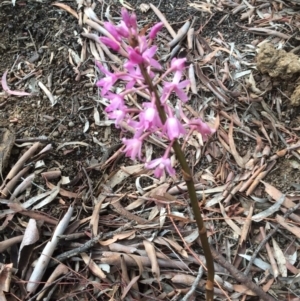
[244, 202, 300, 275]
[211, 246, 277, 301]
[50, 222, 135, 267]
[181, 266, 204, 301]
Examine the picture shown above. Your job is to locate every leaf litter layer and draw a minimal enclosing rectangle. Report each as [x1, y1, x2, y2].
[1, 0, 300, 300]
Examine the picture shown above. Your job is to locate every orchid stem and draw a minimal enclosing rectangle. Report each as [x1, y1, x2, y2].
[139, 64, 215, 301]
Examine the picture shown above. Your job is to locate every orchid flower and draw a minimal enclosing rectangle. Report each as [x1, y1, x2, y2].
[96, 8, 215, 177]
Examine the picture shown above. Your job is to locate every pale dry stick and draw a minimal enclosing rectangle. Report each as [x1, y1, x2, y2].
[9, 173, 35, 201]
[150, 4, 176, 38]
[181, 266, 204, 301]
[27, 205, 74, 293]
[81, 38, 87, 62]
[15, 136, 49, 143]
[189, 64, 197, 94]
[260, 227, 279, 278]
[187, 27, 194, 50]
[240, 26, 291, 39]
[0, 142, 41, 190]
[38, 81, 56, 106]
[168, 20, 190, 47]
[0, 235, 23, 252]
[94, 42, 109, 70]
[244, 201, 300, 276]
[27, 29, 37, 52]
[89, 41, 101, 61]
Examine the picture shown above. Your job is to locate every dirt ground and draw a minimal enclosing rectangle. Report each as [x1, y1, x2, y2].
[1, 0, 300, 300]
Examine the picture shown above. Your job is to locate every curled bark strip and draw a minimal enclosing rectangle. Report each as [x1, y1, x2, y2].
[0, 142, 41, 191]
[110, 198, 148, 225]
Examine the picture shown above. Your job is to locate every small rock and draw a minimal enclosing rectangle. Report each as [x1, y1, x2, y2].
[68, 121, 75, 127]
[257, 43, 300, 79]
[52, 131, 59, 137]
[28, 52, 40, 63]
[291, 84, 300, 106]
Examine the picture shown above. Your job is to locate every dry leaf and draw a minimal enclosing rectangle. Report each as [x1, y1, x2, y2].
[52, 2, 78, 19]
[0, 263, 13, 292]
[233, 284, 257, 296]
[81, 253, 106, 279]
[276, 215, 300, 238]
[99, 230, 136, 246]
[143, 240, 160, 281]
[262, 181, 296, 209]
[252, 194, 285, 222]
[272, 238, 287, 277]
[106, 164, 144, 188]
[18, 219, 39, 273]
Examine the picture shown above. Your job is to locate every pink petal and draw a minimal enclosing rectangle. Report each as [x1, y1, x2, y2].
[99, 37, 120, 51]
[128, 48, 143, 64]
[190, 118, 216, 140]
[174, 87, 189, 102]
[122, 137, 142, 160]
[117, 21, 129, 37]
[104, 22, 121, 41]
[170, 58, 186, 71]
[145, 158, 161, 169]
[164, 117, 185, 140]
[149, 22, 164, 39]
[121, 8, 131, 27]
